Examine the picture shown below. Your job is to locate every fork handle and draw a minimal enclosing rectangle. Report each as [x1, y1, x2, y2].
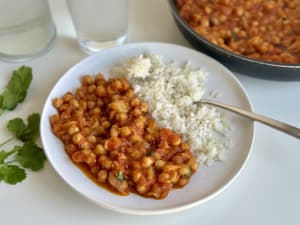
[195, 100, 300, 139]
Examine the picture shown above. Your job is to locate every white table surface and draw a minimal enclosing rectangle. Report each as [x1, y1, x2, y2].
[1, 1, 300, 224]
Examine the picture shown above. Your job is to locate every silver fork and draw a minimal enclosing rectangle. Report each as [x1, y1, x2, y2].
[194, 99, 300, 139]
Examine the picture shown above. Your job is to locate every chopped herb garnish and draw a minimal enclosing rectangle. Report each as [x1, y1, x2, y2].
[183, 166, 192, 179]
[116, 171, 124, 181]
[231, 31, 238, 41]
[146, 150, 153, 156]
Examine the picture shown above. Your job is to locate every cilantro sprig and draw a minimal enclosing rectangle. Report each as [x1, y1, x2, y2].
[0, 66, 32, 116]
[0, 113, 46, 185]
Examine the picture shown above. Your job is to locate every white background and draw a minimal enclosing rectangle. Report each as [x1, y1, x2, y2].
[0, 0, 300, 224]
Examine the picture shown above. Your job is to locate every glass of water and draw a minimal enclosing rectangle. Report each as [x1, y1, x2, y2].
[0, 0, 56, 62]
[67, 0, 129, 54]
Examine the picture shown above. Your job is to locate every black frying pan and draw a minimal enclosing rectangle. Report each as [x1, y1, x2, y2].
[168, 0, 300, 80]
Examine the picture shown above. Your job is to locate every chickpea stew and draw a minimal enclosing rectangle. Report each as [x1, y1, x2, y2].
[176, 0, 300, 64]
[50, 74, 199, 199]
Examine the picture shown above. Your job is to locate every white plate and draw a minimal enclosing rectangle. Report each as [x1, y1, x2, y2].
[40, 42, 254, 215]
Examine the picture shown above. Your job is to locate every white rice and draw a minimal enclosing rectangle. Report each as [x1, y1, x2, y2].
[111, 54, 230, 165]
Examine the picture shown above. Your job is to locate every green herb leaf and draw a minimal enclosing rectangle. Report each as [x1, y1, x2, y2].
[0, 66, 32, 112]
[7, 118, 27, 139]
[146, 150, 153, 156]
[0, 148, 18, 164]
[116, 171, 124, 181]
[20, 113, 40, 142]
[7, 113, 40, 142]
[16, 142, 46, 171]
[231, 31, 238, 41]
[0, 164, 26, 184]
[183, 166, 192, 179]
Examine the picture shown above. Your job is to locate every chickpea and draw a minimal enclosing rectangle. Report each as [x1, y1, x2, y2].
[87, 135, 97, 143]
[65, 144, 77, 155]
[85, 154, 96, 165]
[87, 101, 96, 109]
[152, 152, 161, 160]
[181, 142, 190, 151]
[130, 149, 142, 159]
[79, 141, 90, 150]
[136, 184, 148, 194]
[111, 94, 120, 101]
[117, 153, 127, 160]
[146, 167, 156, 180]
[79, 100, 87, 110]
[70, 99, 80, 108]
[94, 144, 106, 155]
[95, 73, 104, 82]
[110, 125, 119, 137]
[130, 161, 141, 170]
[98, 155, 107, 165]
[154, 160, 166, 169]
[134, 116, 147, 128]
[111, 79, 122, 91]
[71, 151, 85, 163]
[109, 100, 129, 113]
[109, 150, 119, 159]
[130, 98, 140, 107]
[62, 120, 77, 129]
[103, 159, 112, 170]
[125, 89, 134, 98]
[52, 123, 62, 134]
[144, 134, 153, 142]
[91, 107, 101, 115]
[87, 84, 96, 93]
[119, 126, 131, 137]
[120, 79, 130, 90]
[188, 158, 199, 171]
[53, 98, 63, 109]
[132, 108, 142, 117]
[109, 137, 122, 150]
[132, 170, 142, 183]
[101, 120, 111, 129]
[63, 92, 73, 102]
[81, 75, 93, 85]
[115, 113, 128, 122]
[163, 164, 179, 173]
[178, 165, 191, 176]
[109, 111, 116, 121]
[76, 88, 85, 99]
[97, 170, 108, 183]
[94, 126, 105, 136]
[96, 85, 107, 97]
[68, 125, 79, 135]
[97, 98, 104, 107]
[169, 134, 181, 146]
[82, 127, 91, 136]
[141, 157, 154, 168]
[72, 133, 84, 144]
[177, 178, 189, 187]
[91, 165, 100, 174]
[129, 134, 141, 143]
[158, 173, 170, 184]
[50, 114, 60, 123]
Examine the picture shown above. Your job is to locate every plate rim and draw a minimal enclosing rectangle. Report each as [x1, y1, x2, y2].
[40, 42, 255, 215]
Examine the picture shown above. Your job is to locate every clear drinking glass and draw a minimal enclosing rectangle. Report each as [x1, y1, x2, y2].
[67, 0, 129, 54]
[0, 0, 56, 62]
